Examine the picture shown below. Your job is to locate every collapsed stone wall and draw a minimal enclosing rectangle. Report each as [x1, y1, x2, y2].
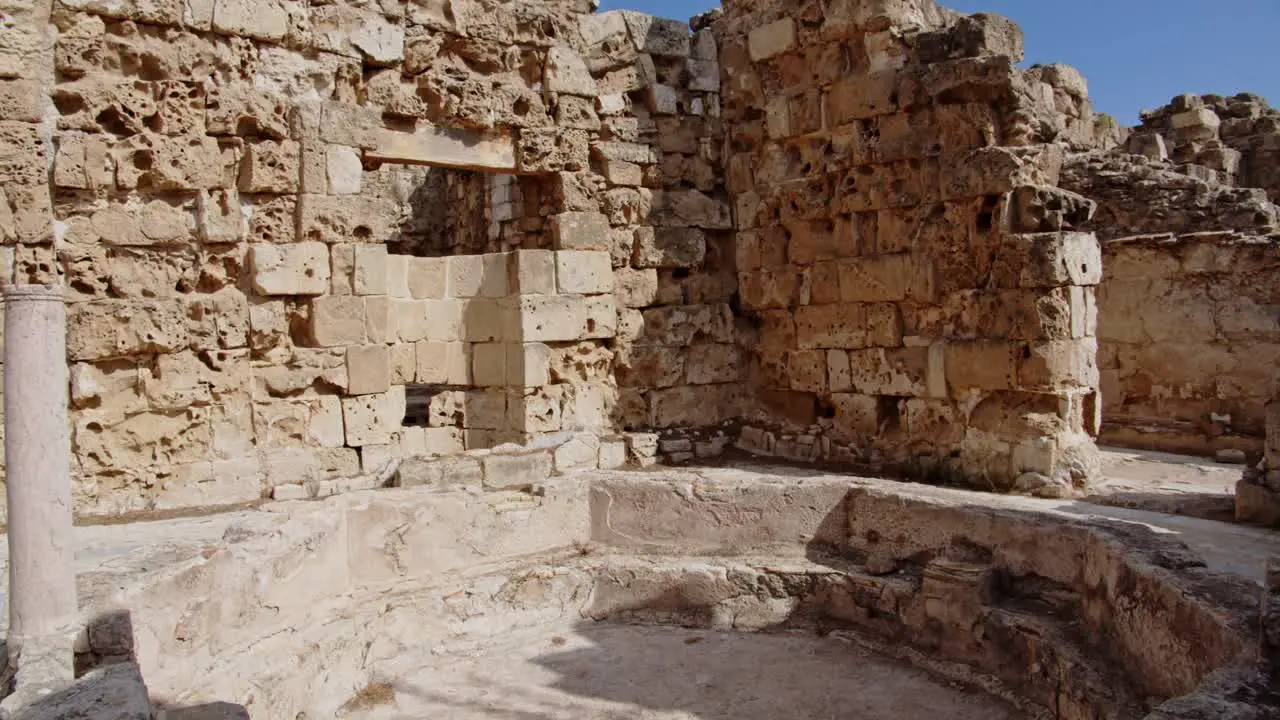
[1129, 93, 1280, 204]
[712, 1, 1103, 489]
[1061, 95, 1280, 456]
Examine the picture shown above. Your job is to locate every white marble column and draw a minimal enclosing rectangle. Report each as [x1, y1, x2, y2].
[4, 285, 75, 649]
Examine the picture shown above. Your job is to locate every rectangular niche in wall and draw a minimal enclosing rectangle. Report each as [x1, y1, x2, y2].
[384, 167, 540, 258]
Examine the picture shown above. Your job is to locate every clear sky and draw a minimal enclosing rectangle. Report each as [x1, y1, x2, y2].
[597, 0, 1280, 125]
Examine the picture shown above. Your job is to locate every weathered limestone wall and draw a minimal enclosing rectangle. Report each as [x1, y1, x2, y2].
[1062, 94, 1280, 456]
[1129, 93, 1280, 204]
[713, 1, 1103, 489]
[1097, 234, 1280, 455]
[579, 11, 743, 437]
[0, 0, 1119, 518]
[30, 0, 651, 518]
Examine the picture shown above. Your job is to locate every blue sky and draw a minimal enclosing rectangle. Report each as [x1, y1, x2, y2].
[597, 0, 1280, 124]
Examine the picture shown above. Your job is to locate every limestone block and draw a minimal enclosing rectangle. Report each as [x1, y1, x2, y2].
[685, 344, 740, 385]
[449, 253, 509, 297]
[615, 267, 658, 308]
[848, 347, 929, 396]
[422, 427, 465, 456]
[343, 393, 392, 447]
[327, 144, 363, 195]
[795, 303, 871, 349]
[463, 389, 507, 430]
[598, 94, 628, 116]
[300, 144, 328, 193]
[838, 254, 934, 302]
[472, 343, 507, 387]
[408, 257, 447, 299]
[1171, 107, 1221, 139]
[518, 295, 588, 342]
[354, 244, 388, 295]
[602, 158, 643, 186]
[517, 127, 589, 173]
[212, 0, 292, 41]
[416, 341, 470, 385]
[554, 433, 601, 472]
[309, 395, 347, 448]
[649, 384, 736, 428]
[367, 124, 517, 171]
[556, 251, 614, 295]
[365, 296, 391, 343]
[310, 4, 405, 65]
[482, 451, 552, 489]
[387, 254, 411, 299]
[461, 299, 510, 343]
[648, 84, 679, 115]
[239, 140, 299, 193]
[511, 250, 557, 295]
[329, 245, 355, 295]
[508, 343, 551, 387]
[423, 299, 465, 342]
[244, 195, 296, 244]
[584, 296, 619, 339]
[1017, 338, 1099, 391]
[390, 343, 416, 384]
[545, 46, 597, 96]
[509, 387, 564, 433]
[653, 189, 733, 229]
[687, 59, 720, 93]
[945, 341, 1017, 394]
[391, 298, 430, 343]
[347, 344, 391, 396]
[634, 228, 707, 268]
[551, 212, 611, 251]
[250, 243, 330, 296]
[309, 296, 367, 347]
[297, 194, 395, 245]
[620, 11, 691, 57]
[320, 101, 381, 150]
[598, 437, 628, 469]
[788, 349, 827, 392]
[748, 18, 797, 62]
[832, 393, 879, 439]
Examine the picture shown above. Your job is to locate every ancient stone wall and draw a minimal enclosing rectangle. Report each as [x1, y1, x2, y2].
[713, 1, 1102, 490]
[0, 0, 1123, 519]
[579, 10, 742, 439]
[1097, 233, 1280, 455]
[1129, 93, 1280, 204]
[1062, 94, 1280, 456]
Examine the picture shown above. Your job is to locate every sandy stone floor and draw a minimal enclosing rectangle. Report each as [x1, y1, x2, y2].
[347, 624, 1028, 720]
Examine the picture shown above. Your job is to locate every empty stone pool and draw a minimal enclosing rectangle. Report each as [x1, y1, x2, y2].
[7, 465, 1274, 719]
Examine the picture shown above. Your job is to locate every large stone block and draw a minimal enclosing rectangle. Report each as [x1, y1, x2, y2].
[309, 296, 367, 347]
[945, 341, 1017, 394]
[449, 254, 510, 298]
[354, 244, 388, 295]
[556, 251, 615, 294]
[633, 228, 707, 268]
[250, 243, 330, 296]
[67, 299, 189, 362]
[748, 18, 797, 62]
[408, 257, 447, 299]
[511, 250, 557, 295]
[545, 46, 597, 96]
[508, 343, 552, 387]
[416, 341, 470, 385]
[620, 11, 691, 57]
[551, 212, 611, 251]
[347, 344, 391, 395]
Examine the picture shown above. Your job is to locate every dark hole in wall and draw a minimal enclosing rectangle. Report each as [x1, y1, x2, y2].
[976, 194, 1001, 233]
